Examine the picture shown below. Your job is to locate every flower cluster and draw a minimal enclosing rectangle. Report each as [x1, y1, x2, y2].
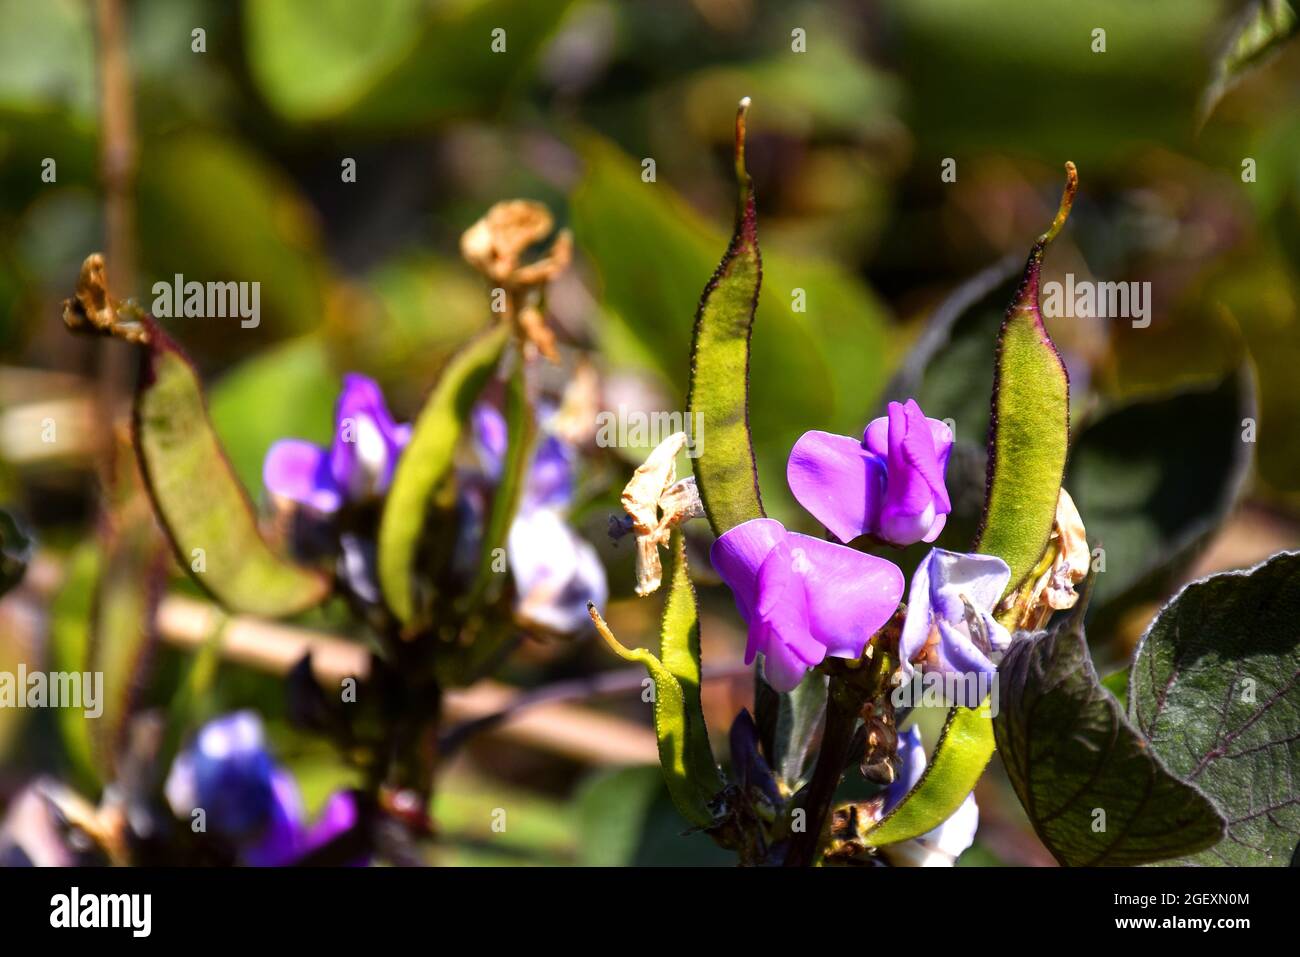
[165, 712, 362, 866]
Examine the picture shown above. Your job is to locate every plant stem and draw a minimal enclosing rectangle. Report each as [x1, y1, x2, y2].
[784, 679, 860, 867]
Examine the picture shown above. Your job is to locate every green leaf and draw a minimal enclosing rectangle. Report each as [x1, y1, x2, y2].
[1066, 369, 1254, 627]
[137, 135, 328, 351]
[245, 0, 575, 127]
[1199, 0, 1299, 128]
[134, 327, 330, 617]
[89, 518, 165, 779]
[575, 766, 734, 866]
[773, 672, 827, 790]
[48, 544, 100, 790]
[378, 324, 509, 625]
[1130, 551, 1300, 865]
[0, 507, 33, 597]
[975, 164, 1076, 598]
[208, 336, 339, 495]
[863, 702, 996, 847]
[588, 560, 719, 829]
[1101, 666, 1130, 711]
[687, 98, 765, 534]
[996, 617, 1225, 866]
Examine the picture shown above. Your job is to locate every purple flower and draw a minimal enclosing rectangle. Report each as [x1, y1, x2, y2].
[165, 712, 364, 866]
[787, 399, 952, 546]
[898, 548, 1011, 706]
[877, 726, 979, 866]
[462, 402, 606, 633]
[710, 518, 904, 692]
[263, 374, 411, 514]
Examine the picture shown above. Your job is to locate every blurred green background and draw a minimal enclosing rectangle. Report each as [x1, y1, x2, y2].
[3, 0, 1300, 865]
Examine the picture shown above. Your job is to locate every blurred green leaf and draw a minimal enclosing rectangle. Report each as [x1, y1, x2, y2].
[208, 336, 338, 497]
[137, 135, 328, 349]
[48, 545, 100, 791]
[1131, 551, 1300, 865]
[890, 0, 1219, 167]
[245, 0, 575, 127]
[135, 330, 331, 616]
[90, 517, 164, 779]
[1067, 369, 1254, 629]
[575, 766, 733, 866]
[997, 617, 1224, 866]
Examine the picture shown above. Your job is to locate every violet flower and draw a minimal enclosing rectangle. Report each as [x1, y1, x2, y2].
[463, 402, 606, 633]
[787, 399, 952, 546]
[898, 548, 1011, 707]
[877, 726, 978, 866]
[710, 518, 904, 692]
[263, 374, 411, 515]
[165, 712, 364, 866]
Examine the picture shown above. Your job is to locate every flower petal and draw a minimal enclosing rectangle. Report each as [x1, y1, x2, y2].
[525, 435, 575, 510]
[709, 518, 785, 625]
[787, 430, 885, 543]
[898, 550, 936, 679]
[508, 509, 608, 634]
[263, 439, 342, 514]
[783, 532, 904, 659]
[926, 549, 1011, 624]
[329, 373, 408, 498]
[755, 538, 824, 670]
[880, 726, 979, 866]
[471, 402, 508, 479]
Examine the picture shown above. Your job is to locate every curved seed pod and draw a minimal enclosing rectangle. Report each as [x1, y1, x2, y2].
[687, 97, 765, 535]
[378, 323, 510, 627]
[867, 166, 1079, 850]
[588, 535, 719, 828]
[135, 326, 331, 617]
[975, 162, 1077, 599]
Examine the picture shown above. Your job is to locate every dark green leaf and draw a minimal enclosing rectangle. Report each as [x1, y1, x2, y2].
[245, 0, 575, 127]
[575, 766, 733, 866]
[997, 616, 1225, 866]
[1131, 551, 1300, 865]
[1067, 369, 1254, 627]
[134, 327, 331, 617]
[0, 507, 33, 597]
[773, 672, 826, 790]
[687, 99, 765, 534]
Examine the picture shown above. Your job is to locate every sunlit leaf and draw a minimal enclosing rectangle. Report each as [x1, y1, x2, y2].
[997, 615, 1224, 866]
